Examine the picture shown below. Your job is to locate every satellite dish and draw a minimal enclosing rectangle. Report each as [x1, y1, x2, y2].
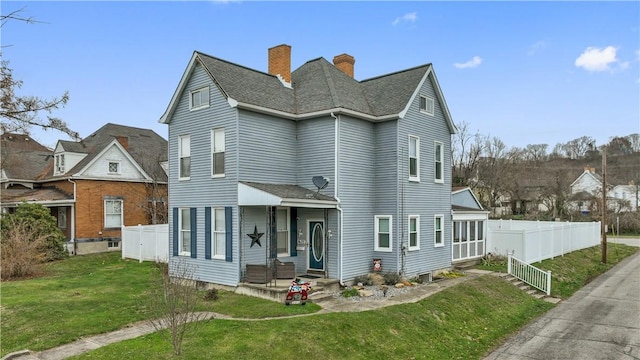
[312, 176, 330, 190]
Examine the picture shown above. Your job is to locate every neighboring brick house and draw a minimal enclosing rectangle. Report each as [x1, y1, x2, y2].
[160, 44, 458, 287]
[1, 123, 168, 254]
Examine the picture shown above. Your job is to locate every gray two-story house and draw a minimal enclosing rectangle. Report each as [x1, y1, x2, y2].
[160, 44, 457, 287]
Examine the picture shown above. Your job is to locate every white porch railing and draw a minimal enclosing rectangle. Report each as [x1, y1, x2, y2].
[508, 253, 551, 295]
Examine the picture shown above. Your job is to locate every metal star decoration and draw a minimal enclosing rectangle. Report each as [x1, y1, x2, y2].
[247, 225, 264, 248]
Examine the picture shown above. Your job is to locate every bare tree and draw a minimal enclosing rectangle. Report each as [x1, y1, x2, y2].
[147, 259, 210, 355]
[451, 121, 485, 186]
[1, 8, 77, 139]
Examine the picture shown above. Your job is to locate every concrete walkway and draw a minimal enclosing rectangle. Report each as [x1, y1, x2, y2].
[4, 271, 493, 360]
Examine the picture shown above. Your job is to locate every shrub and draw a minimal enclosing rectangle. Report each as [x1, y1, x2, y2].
[383, 271, 402, 285]
[204, 288, 219, 301]
[1, 203, 67, 262]
[0, 216, 47, 279]
[341, 288, 359, 298]
[352, 274, 373, 286]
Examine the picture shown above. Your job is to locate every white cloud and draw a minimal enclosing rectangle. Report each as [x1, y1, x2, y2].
[392, 12, 417, 26]
[527, 41, 546, 56]
[574, 46, 623, 72]
[453, 56, 482, 69]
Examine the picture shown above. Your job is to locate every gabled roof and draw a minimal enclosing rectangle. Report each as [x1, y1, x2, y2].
[570, 168, 604, 190]
[48, 123, 168, 182]
[159, 50, 457, 133]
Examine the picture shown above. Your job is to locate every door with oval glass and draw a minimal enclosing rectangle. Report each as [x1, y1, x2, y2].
[308, 220, 324, 271]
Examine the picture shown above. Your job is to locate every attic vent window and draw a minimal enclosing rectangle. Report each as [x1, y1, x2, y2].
[420, 95, 434, 116]
[190, 86, 209, 110]
[108, 161, 120, 174]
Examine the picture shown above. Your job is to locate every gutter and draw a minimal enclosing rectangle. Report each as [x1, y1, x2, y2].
[331, 112, 345, 286]
[68, 178, 77, 255]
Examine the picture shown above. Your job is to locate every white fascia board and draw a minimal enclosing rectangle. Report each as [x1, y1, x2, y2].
[233, 101, 399, 123]
[74, 140, 152, 181]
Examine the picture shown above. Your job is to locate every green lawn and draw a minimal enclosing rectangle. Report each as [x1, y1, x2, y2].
[0, 252, 319, 356]
[3, 244, 638, 359]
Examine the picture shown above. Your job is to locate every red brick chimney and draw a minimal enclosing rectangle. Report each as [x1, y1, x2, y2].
[268, 44, 291, 83]
[333, 53, 355, 78]
[115, 136, 129, 151]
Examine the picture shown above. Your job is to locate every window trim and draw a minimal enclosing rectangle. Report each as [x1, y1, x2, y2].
[58, 209, 67, 229]
[434, 141, 444, 183]
[55, 154, 65, 175]
[178, 207, 191, 257]
[409, 135, 420, 182]
[212, 207, 226, 260]
[189, 86, 209, 110]
[104, 199, 123, 229]
[276, 207, 290, 257]
[107, 160, 121, 175]
[420, 95, 435, 116]
[374, 215, 393, 252]
[178, 135, 191, 180]
[211, 128, 225, 178]
[434, 214, 444, 247]
[408, 215, 420, 251]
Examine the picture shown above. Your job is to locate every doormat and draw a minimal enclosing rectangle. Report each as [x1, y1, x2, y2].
[300, 274, 322, 279]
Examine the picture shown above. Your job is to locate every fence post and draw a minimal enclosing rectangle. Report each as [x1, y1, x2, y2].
[546, 270, 551, 296]
[138, 224, 143, 263]
[507, 253, 512, 275]
[121, 225, 126, 259]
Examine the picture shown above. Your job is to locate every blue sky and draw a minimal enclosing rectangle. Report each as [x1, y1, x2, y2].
[3, 1, 639, 149]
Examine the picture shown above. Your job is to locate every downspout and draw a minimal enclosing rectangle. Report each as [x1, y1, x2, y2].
[331, 112, 345, 286]
[67, 177, 77, 255]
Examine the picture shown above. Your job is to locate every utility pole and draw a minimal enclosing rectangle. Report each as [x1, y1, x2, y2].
[601, 147, 607, 264]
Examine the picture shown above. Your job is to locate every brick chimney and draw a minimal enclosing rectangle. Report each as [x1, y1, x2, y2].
[268, 44, 291, 83]
[333, 53, 355, 78]
[115, 136, 129, 151]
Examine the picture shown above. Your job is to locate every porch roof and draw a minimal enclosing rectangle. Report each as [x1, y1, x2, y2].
[452, 204, 490, 214]
[1, 187, 74, 206]
[238, 181, 338, 209]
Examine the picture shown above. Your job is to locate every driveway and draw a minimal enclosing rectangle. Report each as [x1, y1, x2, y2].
[485, 250, 640, 359]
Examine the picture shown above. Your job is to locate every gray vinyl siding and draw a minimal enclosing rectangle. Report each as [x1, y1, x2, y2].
[398, 73, 453, 278]
[237, 110, 297, 183]
[452, 190, 482, 209]
[337, 115, 379, 280]
[296, 117, 335, 194]
[167, 64, 239, 286]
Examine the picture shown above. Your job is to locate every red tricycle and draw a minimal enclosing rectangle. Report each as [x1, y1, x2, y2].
[284, 278, 311, 305]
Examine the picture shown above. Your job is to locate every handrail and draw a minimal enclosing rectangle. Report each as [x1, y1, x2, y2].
[508, 254, 551, 295]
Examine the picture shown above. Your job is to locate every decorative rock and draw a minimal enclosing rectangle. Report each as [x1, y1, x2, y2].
[395, 283, 405, 288]
[358, 289, 374, 297]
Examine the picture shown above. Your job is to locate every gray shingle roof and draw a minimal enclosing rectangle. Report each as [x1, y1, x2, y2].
[50, 123, 168, 181]
[1, 134, 52, 181]
[1, 187, 73, 204]
[194, 51, 431, 118]
[241, 181, 336, 202]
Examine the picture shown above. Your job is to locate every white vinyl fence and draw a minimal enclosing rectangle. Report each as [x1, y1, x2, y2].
[487, 220, 601, 264]
[121, 224, 169, 263]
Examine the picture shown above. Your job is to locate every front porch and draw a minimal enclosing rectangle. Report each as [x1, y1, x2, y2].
[236, 276, 341, 303]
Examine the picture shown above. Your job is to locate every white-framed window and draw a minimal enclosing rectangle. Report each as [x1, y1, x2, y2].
[108, 161, 120, 174]
[107, 240, 119, 249]
[104, 199, 123, 228]
[211, 128, 225, 177]
[179, 135, 191, 180]
[276, 208, 290, 256]
[409, 135, 420, 181]
[374, 215, 392, 252]
[408, 215, 420, 251]
[179, 208, 191, 256]
[190, 86, 209, 110]
[212, 208, 226, 259]
[55, 154, 65, 174]
[420, 95, 435, 116]
[434, 215, 444, 247]
[58, 208, 67, 229]
[434, 141, 444, 183]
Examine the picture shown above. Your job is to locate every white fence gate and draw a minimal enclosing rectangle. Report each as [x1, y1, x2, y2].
[487, 220, 601, 264]
[121, 224, 169, 263]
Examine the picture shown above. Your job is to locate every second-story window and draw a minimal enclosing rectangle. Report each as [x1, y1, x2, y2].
[211, 128, 225, 177]
[55, 154, 65, 174]
[434, 141, 443, 183]
[179, 135, 191, 180]
[190, 86, 209, 110]
[409, 135, 419, 181]
[420, 95, 434, 115]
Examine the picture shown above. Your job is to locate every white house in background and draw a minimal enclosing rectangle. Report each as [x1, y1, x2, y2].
[611, 184, 639, 212]
[451, 186, 489, 263]
[569, 167, 639, 213]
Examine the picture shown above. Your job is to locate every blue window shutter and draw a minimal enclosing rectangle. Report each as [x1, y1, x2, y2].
[225, 207, 232, 262]
[172, 208, 178, 256]
[204, 207, 211, 260]
[290, 207, 297, 257]
[190, 207, 197, 258]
